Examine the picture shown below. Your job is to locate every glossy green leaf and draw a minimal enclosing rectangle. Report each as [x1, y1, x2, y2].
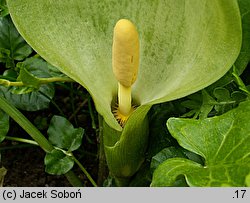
[151, 101, 250, 186]
[150, 147, 187, 172]
[48, 115, 84, 151]
[150, 147, 203, 173]
[0, 15, 32, 63]
[7, 0, 242, 131]
[0, 109, 9, 142]
[45, 149, 74, 175]
[0, 57, 55, 111]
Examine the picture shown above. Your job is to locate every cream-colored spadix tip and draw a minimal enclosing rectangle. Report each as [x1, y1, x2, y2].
[112, 19, 140, 87]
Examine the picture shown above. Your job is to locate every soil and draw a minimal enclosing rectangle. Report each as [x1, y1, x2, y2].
[1, 144, 72, 187]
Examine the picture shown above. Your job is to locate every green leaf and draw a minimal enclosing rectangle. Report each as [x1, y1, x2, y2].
[19, 67, 40, 88]
[44, 149, 74, 175]
[151, 101, 250, 186]
[150, 147, 203, 172]
[7, 0, 242, 131]
[181, 90, 216, 119]
[213, 87, 234, 114]
[48, 115, 84, 151]
[199, 90, 216, 119]
[0, 57, 55, 111]
[0, 48, 14, 67]
[0, 15, 32, 63]
[231, 91, 247, 102]
[0, 109, 9, 142]
[150, 147, 187, 172]
[2, 68, 18, 79]
[213, 87, 232, 102]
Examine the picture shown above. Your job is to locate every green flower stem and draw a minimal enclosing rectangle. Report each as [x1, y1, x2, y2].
[39, 77, 75, 83]
[0, 95, 83, 187]
[88, 97, 97, 130]
[97, 115, 108, 186]
[0, 77, 74, 87]
[5, 136, 39, 146]
[0, 95, 53, 152]
[71, 154, 98, 187]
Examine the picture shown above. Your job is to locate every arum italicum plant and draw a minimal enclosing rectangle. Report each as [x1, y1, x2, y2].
[6, 0, 242, 185]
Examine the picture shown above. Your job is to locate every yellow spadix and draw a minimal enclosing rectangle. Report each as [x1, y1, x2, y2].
[112, 19, 140, 126]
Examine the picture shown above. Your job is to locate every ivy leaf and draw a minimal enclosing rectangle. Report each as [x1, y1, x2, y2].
[44, 149, 74, 175]
[0, 109, 9, 142]
[47, 115, 84, 152]
[0, 15, 32, 65]
[150, 146, 203, 173]
[151, 101, 250, 187]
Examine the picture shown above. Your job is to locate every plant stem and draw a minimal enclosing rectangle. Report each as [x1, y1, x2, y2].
[5, 136, 39, 146]
[88, 97, 97, 129]
[71, 154, 97, 187]
[97, 115, 108, 186]
[39, 77, 74, 83]
[64, 171, 83, 187]
[0, 95, 53, 152]
[0, 77, 74, 87]
[69, 83, 78, 126]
